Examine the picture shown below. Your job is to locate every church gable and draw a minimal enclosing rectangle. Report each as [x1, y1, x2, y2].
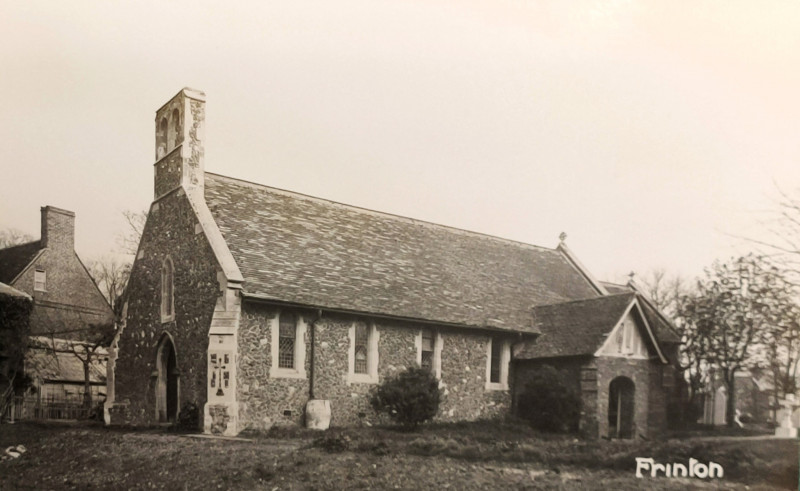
[596, 307, 649, 359]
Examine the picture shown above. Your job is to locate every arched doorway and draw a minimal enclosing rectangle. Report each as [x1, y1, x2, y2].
[608, 377, 635, 439]
[155, 334, 179, 423]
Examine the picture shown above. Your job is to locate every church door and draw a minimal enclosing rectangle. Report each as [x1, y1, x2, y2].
[608, 377, 635, 439]
[156, 335, 179, 423]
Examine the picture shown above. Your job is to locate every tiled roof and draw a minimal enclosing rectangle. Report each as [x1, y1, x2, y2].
[516, 292, 638, 358]
[0, 241, 42, 284]
[204, 173, 601, 332]
[26, 337, 107, 384]
[639, 299, 681, 344]
[600, 281, 681, 344]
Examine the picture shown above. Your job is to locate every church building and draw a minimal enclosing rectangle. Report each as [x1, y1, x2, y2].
[107, 88, 680, 438]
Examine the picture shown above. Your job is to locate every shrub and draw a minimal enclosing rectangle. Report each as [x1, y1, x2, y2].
[313, 432, 351, 453]
[370, 366, 440, 429]
[177, 401, 200, 431]
[517, 365, 581, 433]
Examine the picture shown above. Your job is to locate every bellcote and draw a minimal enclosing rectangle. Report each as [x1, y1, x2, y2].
[154, 88, 206, 199]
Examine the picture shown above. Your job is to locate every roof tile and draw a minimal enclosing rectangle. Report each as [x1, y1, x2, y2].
[204, 173, 600, 332]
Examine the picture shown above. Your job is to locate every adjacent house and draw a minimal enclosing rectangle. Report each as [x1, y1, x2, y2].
[107, 88, 681, 437]
[0, 206, 115, 413]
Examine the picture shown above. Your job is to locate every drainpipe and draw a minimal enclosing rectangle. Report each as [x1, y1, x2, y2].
[309, 309, 322, 400]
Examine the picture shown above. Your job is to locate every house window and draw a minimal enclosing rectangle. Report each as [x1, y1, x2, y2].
[161, 258, 174, 322]
[348, 321, 379, 384]
[278, 312, 296, 369]
[269, 311, 306, 379]
[34, 269, 46, 292]
[486, 336, 510, 390]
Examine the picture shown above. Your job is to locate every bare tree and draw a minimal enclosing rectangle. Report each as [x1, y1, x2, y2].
[738, 186, 800, 284]
[117, 209, 147, 255]
[88, 256, 131, 315]
[68, 322, 116, 410]
[0, 228, 34, 249]
[637, 269, 688, 318]
[638, 269, 708, 420]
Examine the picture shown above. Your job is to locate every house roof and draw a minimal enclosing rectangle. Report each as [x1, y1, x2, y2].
[516, 292, 644, 358]
[203, 172, 601, 333]
[26, 337, 107, 384]
[0, 241, 42, 284]
[0, 281, 31, 300]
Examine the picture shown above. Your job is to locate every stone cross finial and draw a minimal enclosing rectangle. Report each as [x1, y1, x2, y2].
[628, 271, 636, 281]
[559, 232, 567, 243]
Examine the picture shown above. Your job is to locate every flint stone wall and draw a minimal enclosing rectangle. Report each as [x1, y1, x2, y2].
[236, 303, 511, 430]
[111, 190, 220, 427]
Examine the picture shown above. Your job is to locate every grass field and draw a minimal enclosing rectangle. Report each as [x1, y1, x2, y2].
[0, 420, 796, 489]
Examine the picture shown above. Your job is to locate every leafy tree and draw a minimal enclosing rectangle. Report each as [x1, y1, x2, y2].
[517, 364, 582, 433]
[370, 366, 440, 429]
[745, 267, 800, 421]
[0, 292, 34, 416]
[680, 255, 788, 426]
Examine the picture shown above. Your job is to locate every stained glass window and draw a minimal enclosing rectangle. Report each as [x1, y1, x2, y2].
[421, 329, 434, 371]
[490, 337, 502, 383]
[354, 323, 369, 374]
[279, 312, 296, 369]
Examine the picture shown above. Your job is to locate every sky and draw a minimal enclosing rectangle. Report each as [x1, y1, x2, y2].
[1, 0, 798, 284]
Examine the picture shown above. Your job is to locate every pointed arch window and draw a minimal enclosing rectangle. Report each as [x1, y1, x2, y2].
[157, 117, 168, 160]
[171, 108, 182, 147]
[161, 257, 175, 322]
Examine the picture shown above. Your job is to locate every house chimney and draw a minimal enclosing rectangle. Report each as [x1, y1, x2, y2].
[153, 88, 206, 200]
[41, 206, 75, 250]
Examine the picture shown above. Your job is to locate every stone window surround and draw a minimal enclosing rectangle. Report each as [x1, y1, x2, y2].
[269, 310, 307, 379]
[347, 321, 379, 385]
[160, 257, 175, 323]
[34, 268, 46, 292]
[415, 328, 443, 379]
[485, 336, 510, 391]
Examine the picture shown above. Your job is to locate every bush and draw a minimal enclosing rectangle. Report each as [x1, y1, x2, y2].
[177, 401, 199, 431]
[313, 432, 351, 453]
[517, 365, 581, 433]
[370, 366, 440, 429]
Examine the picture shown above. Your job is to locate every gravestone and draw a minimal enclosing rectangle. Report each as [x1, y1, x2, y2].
[775, 394, 798, 438]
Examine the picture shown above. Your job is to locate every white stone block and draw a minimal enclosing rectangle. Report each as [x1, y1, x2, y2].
[775, 426, 797, 438]
[306, 400, 331, 430]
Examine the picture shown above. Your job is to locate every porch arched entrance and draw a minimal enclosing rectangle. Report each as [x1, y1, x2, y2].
[608, 376, 635, 439]
[155, 334, 179, 423]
